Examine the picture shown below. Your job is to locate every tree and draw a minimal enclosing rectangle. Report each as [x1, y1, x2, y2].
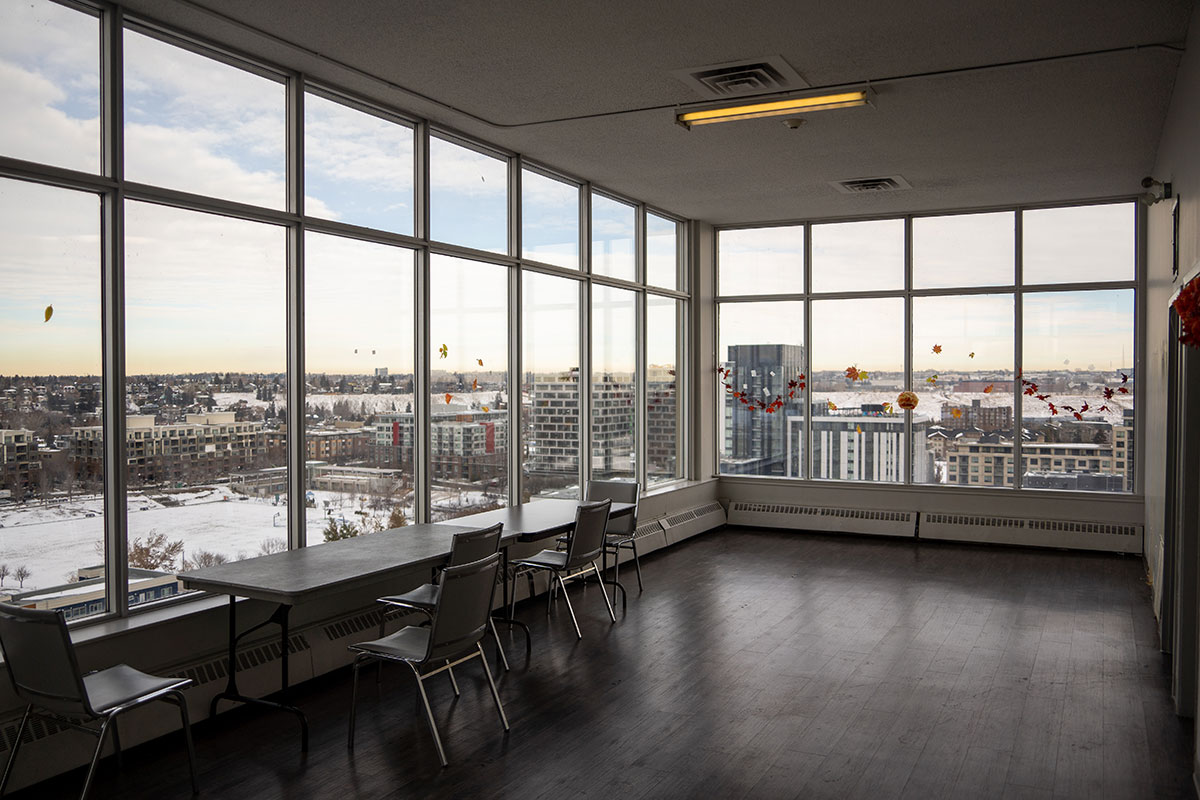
[387, 506, 408, 530]
[182, 550, 228, 570]
[323, 518, 359, 542]
[128, 531, 185, 570]
[0, 564, 9, 587]
[14, 565, 31, 588]
[258, 537, 287, 555]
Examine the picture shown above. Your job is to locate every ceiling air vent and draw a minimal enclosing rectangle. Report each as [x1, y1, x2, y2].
[831, 175, 912, 194]
[671, 56, 809, 99]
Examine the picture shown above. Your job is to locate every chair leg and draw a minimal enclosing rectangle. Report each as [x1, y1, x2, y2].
[0, 705, 32, 795]
[489, 617, 510, 671]
[555, 573, 582, 639]
[477, 643, 509, 731]
[592, 562, 617, 623]
[110, 718, 122, 768]
[409, 665, 448, 767]
[446, 662, 460, 697]
[79, 717, 113, 800]
[630, 538, 644, 592]
[165, 691, 199, 796]
[348, 656, 366, 751]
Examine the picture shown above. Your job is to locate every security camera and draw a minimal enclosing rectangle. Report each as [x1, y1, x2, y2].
[1141, 176, 1158, 189]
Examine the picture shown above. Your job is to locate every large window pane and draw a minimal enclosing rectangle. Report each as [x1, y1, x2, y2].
[522, 272, 580, 499]
[914, 212, 1014, 289]
[811, 298, 905, 482]
[591, 193, 635, 281]
[1023, 203, 1135, 284]
[1021, 290, 1134, 492]
[430, 255, 509, 520]
[647, 296, 680, 486]
[646, 212, 679, 290]
[0, 179, 105, 619]
[522, 170, 579, 269]
[429, 136, 508, 254]
[717, 302, 805, 477]
[124, 30, 285, 209]
[0, 0, 99, 173]
[811, 219, 904, 294]
[124, 202, 286, 603]
[591, 286, 636, 479]
[912, 294, 1015, 487]
[718, 226, 804, 296]
[305, 233, 414, 543]
[304, 93, 414, 235]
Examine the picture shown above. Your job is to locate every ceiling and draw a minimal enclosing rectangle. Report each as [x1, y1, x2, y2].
[121, 0, 1193, 225]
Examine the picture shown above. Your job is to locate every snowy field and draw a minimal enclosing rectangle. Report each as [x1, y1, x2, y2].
[0, 486, 424, 592]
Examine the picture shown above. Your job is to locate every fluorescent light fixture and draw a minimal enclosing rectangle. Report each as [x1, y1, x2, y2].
[676, 89, 870, 128]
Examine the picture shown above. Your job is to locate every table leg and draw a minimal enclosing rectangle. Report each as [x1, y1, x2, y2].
[601, 541, 627, 612]
[209, 596, 310, 751]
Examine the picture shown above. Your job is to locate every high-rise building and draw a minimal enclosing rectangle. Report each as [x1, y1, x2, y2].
[722, 344, 805, 475]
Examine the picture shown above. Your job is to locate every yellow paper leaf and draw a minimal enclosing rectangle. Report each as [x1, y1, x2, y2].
[855, 425, 862, 434]
[968, 352, 976, 358]
[477, 358, 484, 367]
[472, 379, 478, 391]
[43, 305, 53, 323]
[481, 406, 489, 412]
[827, 400, 837, 411]
[438, 344, 448, 359]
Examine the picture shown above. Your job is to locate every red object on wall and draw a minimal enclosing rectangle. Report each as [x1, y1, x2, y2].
[392, 420, 400, 446]
[482, 422, 495, 453]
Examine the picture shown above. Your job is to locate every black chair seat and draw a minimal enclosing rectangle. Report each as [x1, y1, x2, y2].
[84, 665, 189, 714]
[513, 549, 568, 570]
[351, 627, 431, 662]
[380, 583, 440, 611]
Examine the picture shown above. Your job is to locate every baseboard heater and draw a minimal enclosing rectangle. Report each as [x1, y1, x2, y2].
[919, 512, 1143, 554]
[726, 501, 916, 538]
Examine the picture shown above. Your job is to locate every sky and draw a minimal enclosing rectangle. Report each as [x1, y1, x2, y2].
[0, 0, 1133, 383]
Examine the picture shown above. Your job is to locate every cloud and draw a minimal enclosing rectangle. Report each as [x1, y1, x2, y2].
[0, 60, 99, 171]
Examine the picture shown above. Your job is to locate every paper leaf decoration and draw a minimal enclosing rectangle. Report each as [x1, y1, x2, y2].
[43, 305, 53, 323]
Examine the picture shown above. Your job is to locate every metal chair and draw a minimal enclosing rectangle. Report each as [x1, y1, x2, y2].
[348, 552, 508, 767]
[376, 522, 509, 671]
[0, 605, 198, 800]
[586, 479, 643, 596]
[511, 499, 617, 640]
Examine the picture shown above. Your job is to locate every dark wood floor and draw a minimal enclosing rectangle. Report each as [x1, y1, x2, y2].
[14, 527, 1196, 799]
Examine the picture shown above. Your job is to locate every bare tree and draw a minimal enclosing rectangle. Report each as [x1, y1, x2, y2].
[128, 531, 185, 571]
[0, 564, 9, 587]
[14, 565, 31, 588]
[258, 537, 287, 555]
[182, 550, 228, 570]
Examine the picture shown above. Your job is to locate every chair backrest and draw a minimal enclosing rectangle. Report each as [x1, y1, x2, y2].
[564, 499, 612, 570]
[426, 552, 502, 663]
[0, 605, 93, 717]
[586, 479, 639, 539]
[448, 523, 503, 567]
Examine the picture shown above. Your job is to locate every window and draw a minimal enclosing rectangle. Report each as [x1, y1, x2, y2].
[304, 92, 414, 235]
[522, 272, 581, 498]
[522, 169, 579, 269]
[0, 0, 99, 173]
[811, 298, 904, 482]
[0, 179, 103, 616]
[646, 212, 680, 290]
[124, 29, 286, 208]
[591, 285, 637, 480]
[429, 255, 509, 520]
[646, 295, 680, 486]
[591, 193, 635, 282]
[305, 233, 415, 542]
[718, 302, 805, 477]
[429, 136, 508, 254]
[123, 201, 286, 600]
[718, 201, 1136, 494]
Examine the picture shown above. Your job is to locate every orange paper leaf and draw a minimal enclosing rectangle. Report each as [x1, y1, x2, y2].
[827, 400, 837, 411]
[481, 406, 489, 412]
[438, 343, 448, 359]
[983, 384, 994, 393]
[444, 393, 452, 404]
[932, 344, 942, 354]
[477, 358, 484, 367]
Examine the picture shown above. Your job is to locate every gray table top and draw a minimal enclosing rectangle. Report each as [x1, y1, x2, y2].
[177, 499, 632, 605]
[178, 522, 477, 605]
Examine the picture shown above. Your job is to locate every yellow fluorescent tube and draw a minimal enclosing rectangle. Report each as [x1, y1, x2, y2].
[678, 91, 869, 127]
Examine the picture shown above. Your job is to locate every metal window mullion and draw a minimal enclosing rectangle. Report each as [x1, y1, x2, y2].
[508, 159, 522, 505]
[286, 75, 305, 548]
[803, 223, 813, 480]
[904, 216, 913, 486]
[101, 3, 127, 618]
[580, 186, 592, 492]
[1134, 201, 1147, 495]
[635, 206, 647, 488]
[1013, 210, 1024, 489]
[414, 121, 431, 523]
